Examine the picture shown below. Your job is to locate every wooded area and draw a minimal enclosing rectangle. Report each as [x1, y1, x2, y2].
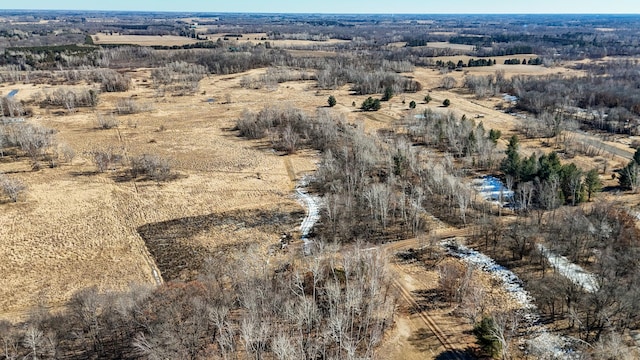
[1, 10, 640, 360]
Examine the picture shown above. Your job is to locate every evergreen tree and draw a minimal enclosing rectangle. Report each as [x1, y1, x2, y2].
[633, 148, 640, 164]
[618, 148, 640, 190]
[489, 129, 501, 144]
[372, 98, 381, 111]
[473, 316, 502, 358]
[393, 151, 407, 176]
[583, 169, 602, 201]
[619, 162, 640, 190]
[327, 95, 337, 107]
[538, 152, 562, 181]
[501, 135, 521, 180]
[520, 153, 539, 182]
[465, 130, 477, 156]
[382, 86, 394, 101]
[361, 97, 381, 111]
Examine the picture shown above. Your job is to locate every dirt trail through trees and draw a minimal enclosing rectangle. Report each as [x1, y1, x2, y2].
[381, 227, 478, 359]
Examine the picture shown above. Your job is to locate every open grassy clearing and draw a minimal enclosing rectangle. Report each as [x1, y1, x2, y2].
[425, 42, 476, 51]
[386, 41, 474, 50]
[91, 33, 201, 46]
[0, 68, 323, 321]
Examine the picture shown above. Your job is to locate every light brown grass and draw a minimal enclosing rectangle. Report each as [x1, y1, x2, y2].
[426, 42, 476, 51]
[0, 67, 322, 321]
[92, 33, 200, 46]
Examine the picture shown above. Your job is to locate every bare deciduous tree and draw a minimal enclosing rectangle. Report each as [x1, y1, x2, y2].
[90, 148, 121, 173]
[438, 261, 466, 304]
[0, 173, 26, 202]
[441, 76, 457, 89]
[22, 327, 45, 360]
[130, 154, 172, 182]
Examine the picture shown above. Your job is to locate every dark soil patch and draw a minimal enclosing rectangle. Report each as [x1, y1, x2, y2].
[137, 208, 302, 282]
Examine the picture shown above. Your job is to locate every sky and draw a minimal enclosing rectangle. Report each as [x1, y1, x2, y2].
[4, 0, 640, 14]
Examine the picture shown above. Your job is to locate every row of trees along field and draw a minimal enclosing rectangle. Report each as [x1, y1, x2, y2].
[435, 57, 542, 70]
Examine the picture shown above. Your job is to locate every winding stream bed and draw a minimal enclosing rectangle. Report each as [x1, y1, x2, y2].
[442, 239, 581, 359]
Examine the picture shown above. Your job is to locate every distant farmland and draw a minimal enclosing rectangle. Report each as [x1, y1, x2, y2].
[92, 33, 200, 46]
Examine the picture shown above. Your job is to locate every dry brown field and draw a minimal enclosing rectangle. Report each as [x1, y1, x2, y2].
[91, 33, 201, 46]
[0, 68, 323, 321]
[2, 52, 639, 358]
[386, 41, 474, 50]
[426, 41, 476, 51]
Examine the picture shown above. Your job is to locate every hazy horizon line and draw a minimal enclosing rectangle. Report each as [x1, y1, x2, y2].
[1, 9, 639, 15]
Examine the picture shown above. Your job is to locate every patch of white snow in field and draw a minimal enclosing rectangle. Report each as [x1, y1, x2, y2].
[441, 239, 536, 310]
[295, 179, 320, 255]
[536, 244, 599, 293]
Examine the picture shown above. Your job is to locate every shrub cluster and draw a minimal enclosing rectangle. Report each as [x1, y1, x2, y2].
[130, 154, 172, 181]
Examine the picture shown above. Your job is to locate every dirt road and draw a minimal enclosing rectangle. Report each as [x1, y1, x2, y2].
[572, 131, 634, 161]
[379, 227, 479, 360]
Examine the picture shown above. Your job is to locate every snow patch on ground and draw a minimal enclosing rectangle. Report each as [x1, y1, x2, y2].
[441, 239, 536, 310]
[295, 178, 320, 255]
[537, 244, 599, 293]
[441, 238, 581, 359]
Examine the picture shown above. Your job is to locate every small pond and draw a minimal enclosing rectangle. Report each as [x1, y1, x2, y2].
[472, 175, 514, 205]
